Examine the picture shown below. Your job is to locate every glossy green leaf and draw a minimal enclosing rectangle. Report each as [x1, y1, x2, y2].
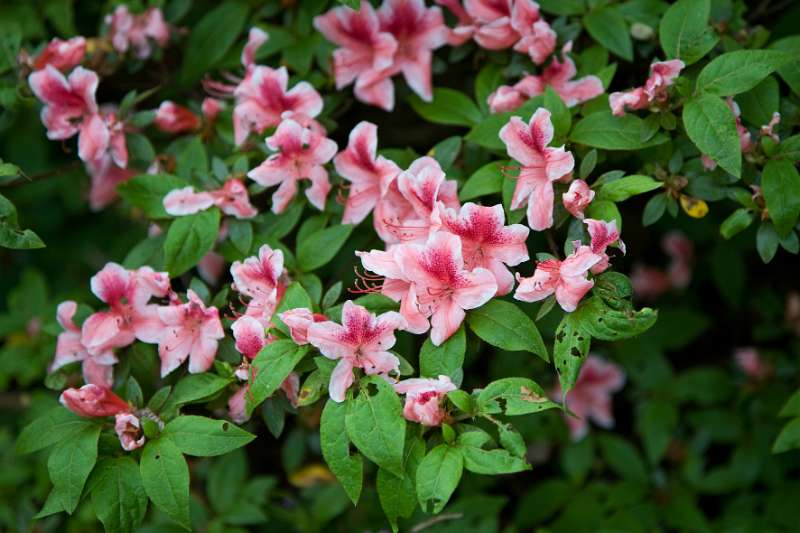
[467, 300, 548, 361]
[762, 159, 800, 237]
[683, 95, 741, 177]
[47, 424, 100, 513]
[409, 88, 483, 127]
[140, 438, 190, 530]
[163, 415, 255, 457]
[419, 325, 466, 386]
[415, 444, 463, 514]
[89, 457, 148, 533]
[320, 400, 363, 505]
[163, 208, 221, 277]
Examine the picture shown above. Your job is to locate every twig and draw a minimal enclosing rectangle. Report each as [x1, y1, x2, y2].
[4, 161, 82, 187]
[411, 513, 464, 533]
[545, 230, 561, 258]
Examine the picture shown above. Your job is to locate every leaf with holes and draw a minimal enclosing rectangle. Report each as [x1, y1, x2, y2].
[162, 415, 255, 457]
[140, 438, 190, 530]
[477, 377, 560, 415]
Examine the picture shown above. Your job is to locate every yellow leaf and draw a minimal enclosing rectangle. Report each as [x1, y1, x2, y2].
[680, 194, 708, 218]
[288, 463, 336, 488]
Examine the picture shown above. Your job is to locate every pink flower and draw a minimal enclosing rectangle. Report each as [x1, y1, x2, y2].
[511, 0, 556, 64]
[154, 101, 201, 133]
[466, 0, 518, 50]
[374, 156, 459, 244]
[488, 44, 603, 112]
[761, 112, 781, 143]
[51, 301, 116, 388]
[584, 218, 625, 274]
[377, 0, 448, 102]
[28, 66, 111, 163]
[115, 413, 145, 451]
[241, 27, 269, 69]
[434, 0, 475, 46]
[231, 316, 267, 360]
[279, 308, 328, 345]
[107, 6, 170, 59]
[734, 347, 769, 381]
[433, 202, 529, 295]
[163, 180, 257, 219]
[233, 66, 323, 146]
[31, 36, 86, 71]
[247, 118, 337, 213]
[307, 301, 406, 402]
[610, 59, 684, 116]
[514, 245, 600, 312]
[562, 179, 594, 219]
[335, 121, 401, 225]
[230, 244, 285, 324]
[81, 263, 170, 356]
[662, 231, 692, 289]
[85, 155, 135, 211]
[157, 290, 225, 376]
[551, 355, 625, 440]
[397, 231, 498, 344]
[630, 264, 670, 300]
[499, 108, 575, 230]
[60, 384, 131, 418]
[228, 371, 299, 423]
[394, 375, 456, 426]
[202, 97, 223, 123]
[314, 2, 399, 110]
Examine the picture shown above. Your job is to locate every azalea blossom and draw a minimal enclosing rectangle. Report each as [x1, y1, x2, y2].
[464, 0, 518, 50]
[81, 263, 170, 356]
[50, 301, 116, 388]
[458, 0, 555, 60]
[157, 290, 225, 377]
[202, 97, 223, 123]
[106, 6, 170, 59]
[515, 244, 600, 312]
[28, 66, 111, 164]
[60, 383, 131, 418]
[228, 372, 299, 424]
[434, 0, 474, 46]
[154, 101, 201, 133]
[609, 59, 684, 116]
[584, 218, 625, 274]
[488, 44, 603, 112]
[241, 27, 269, 68]
[562, 179, 594, 219]
[84, 155, 136, 211]
[550, 355, 625, 440]
[734, 347, 769, 381]
[279, 308, 328, 345]
[355, 247, 422, 329]
[306, 301, 406, 402]
[394, 374, 456, 426]
[376, 0, 449, 102]
[397, 231, 498, 344]
[499, 108, 575, 230]
[334, 121, 401, 225]
[233, 67, 324, 146]
[163, 179, 257, 219]
[510, 0, 557, 64]
[662, 231, 693, 289]
[115, 413, 145, 451]
[248, 118, 337, 213]
[230, 244, 286, 324]
[29, 36, 86, 71]
[314, 2, 399, 110]
[374, 156, 459, 244]
[433, 202, 529, 295]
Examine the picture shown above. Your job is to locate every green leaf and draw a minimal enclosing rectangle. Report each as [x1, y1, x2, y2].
[166, 373, 233, 408]
[597, 175, 662, 202]
[467, 300, 548, 361]
[575, 296, 658, 341]
[89, 457, 148, 533]
[756, 222, 779, 264]
[163, 415, 255, 457]
[476, 377, 560, 416]
[431, 136, 462, 172]
[163, 208, 221, 277]
[180, 1, 250, 84]
[598, 434, 648, 482]
[174, 135, 208, 180]
[409, 88, 483, 127]
[570, 111, 669, 150]
[771, 35, 800, 95]
[779, 390, 800, 417]
[345, 376, 406, 477]
[642, 193, 668, 226]
[682, 95, 741, 177]
[17, 407, 95, 454]
[461, 445, 530, 475]
[459, 161, 506, 201]
[377, 431, 425, 531]
[297, 224, 354, 272]
[553, 313, 591, 395]
[586, 200, 622, 230]
[140, 438, 190, 530]
[498, 424, 526, 457]
[415, 444, 463, 514]
[696, 50, 791, 96]
[774, 417, 800, 453]
[720, 208, 754, 239]
[636, 400, 678, 464]
[47, 424, 100, 513]
[274, 281, 314, 334]
[543, 86, 572, 138]
[246, 340, 309, 414]
[737, 76, 779, 126]
[762, 159, 800, 237]
[584, 6, 632, 61]
[320, 400, 363, 505]
[579, 149, 598, 179]
[475, 62, 505, 114]
[658, 0, 718, 66]
[0, 193, 45, 249]
[419, 326, 466, 386]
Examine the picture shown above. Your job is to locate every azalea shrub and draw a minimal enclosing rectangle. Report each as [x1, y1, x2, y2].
[2, 0, 800, 531]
